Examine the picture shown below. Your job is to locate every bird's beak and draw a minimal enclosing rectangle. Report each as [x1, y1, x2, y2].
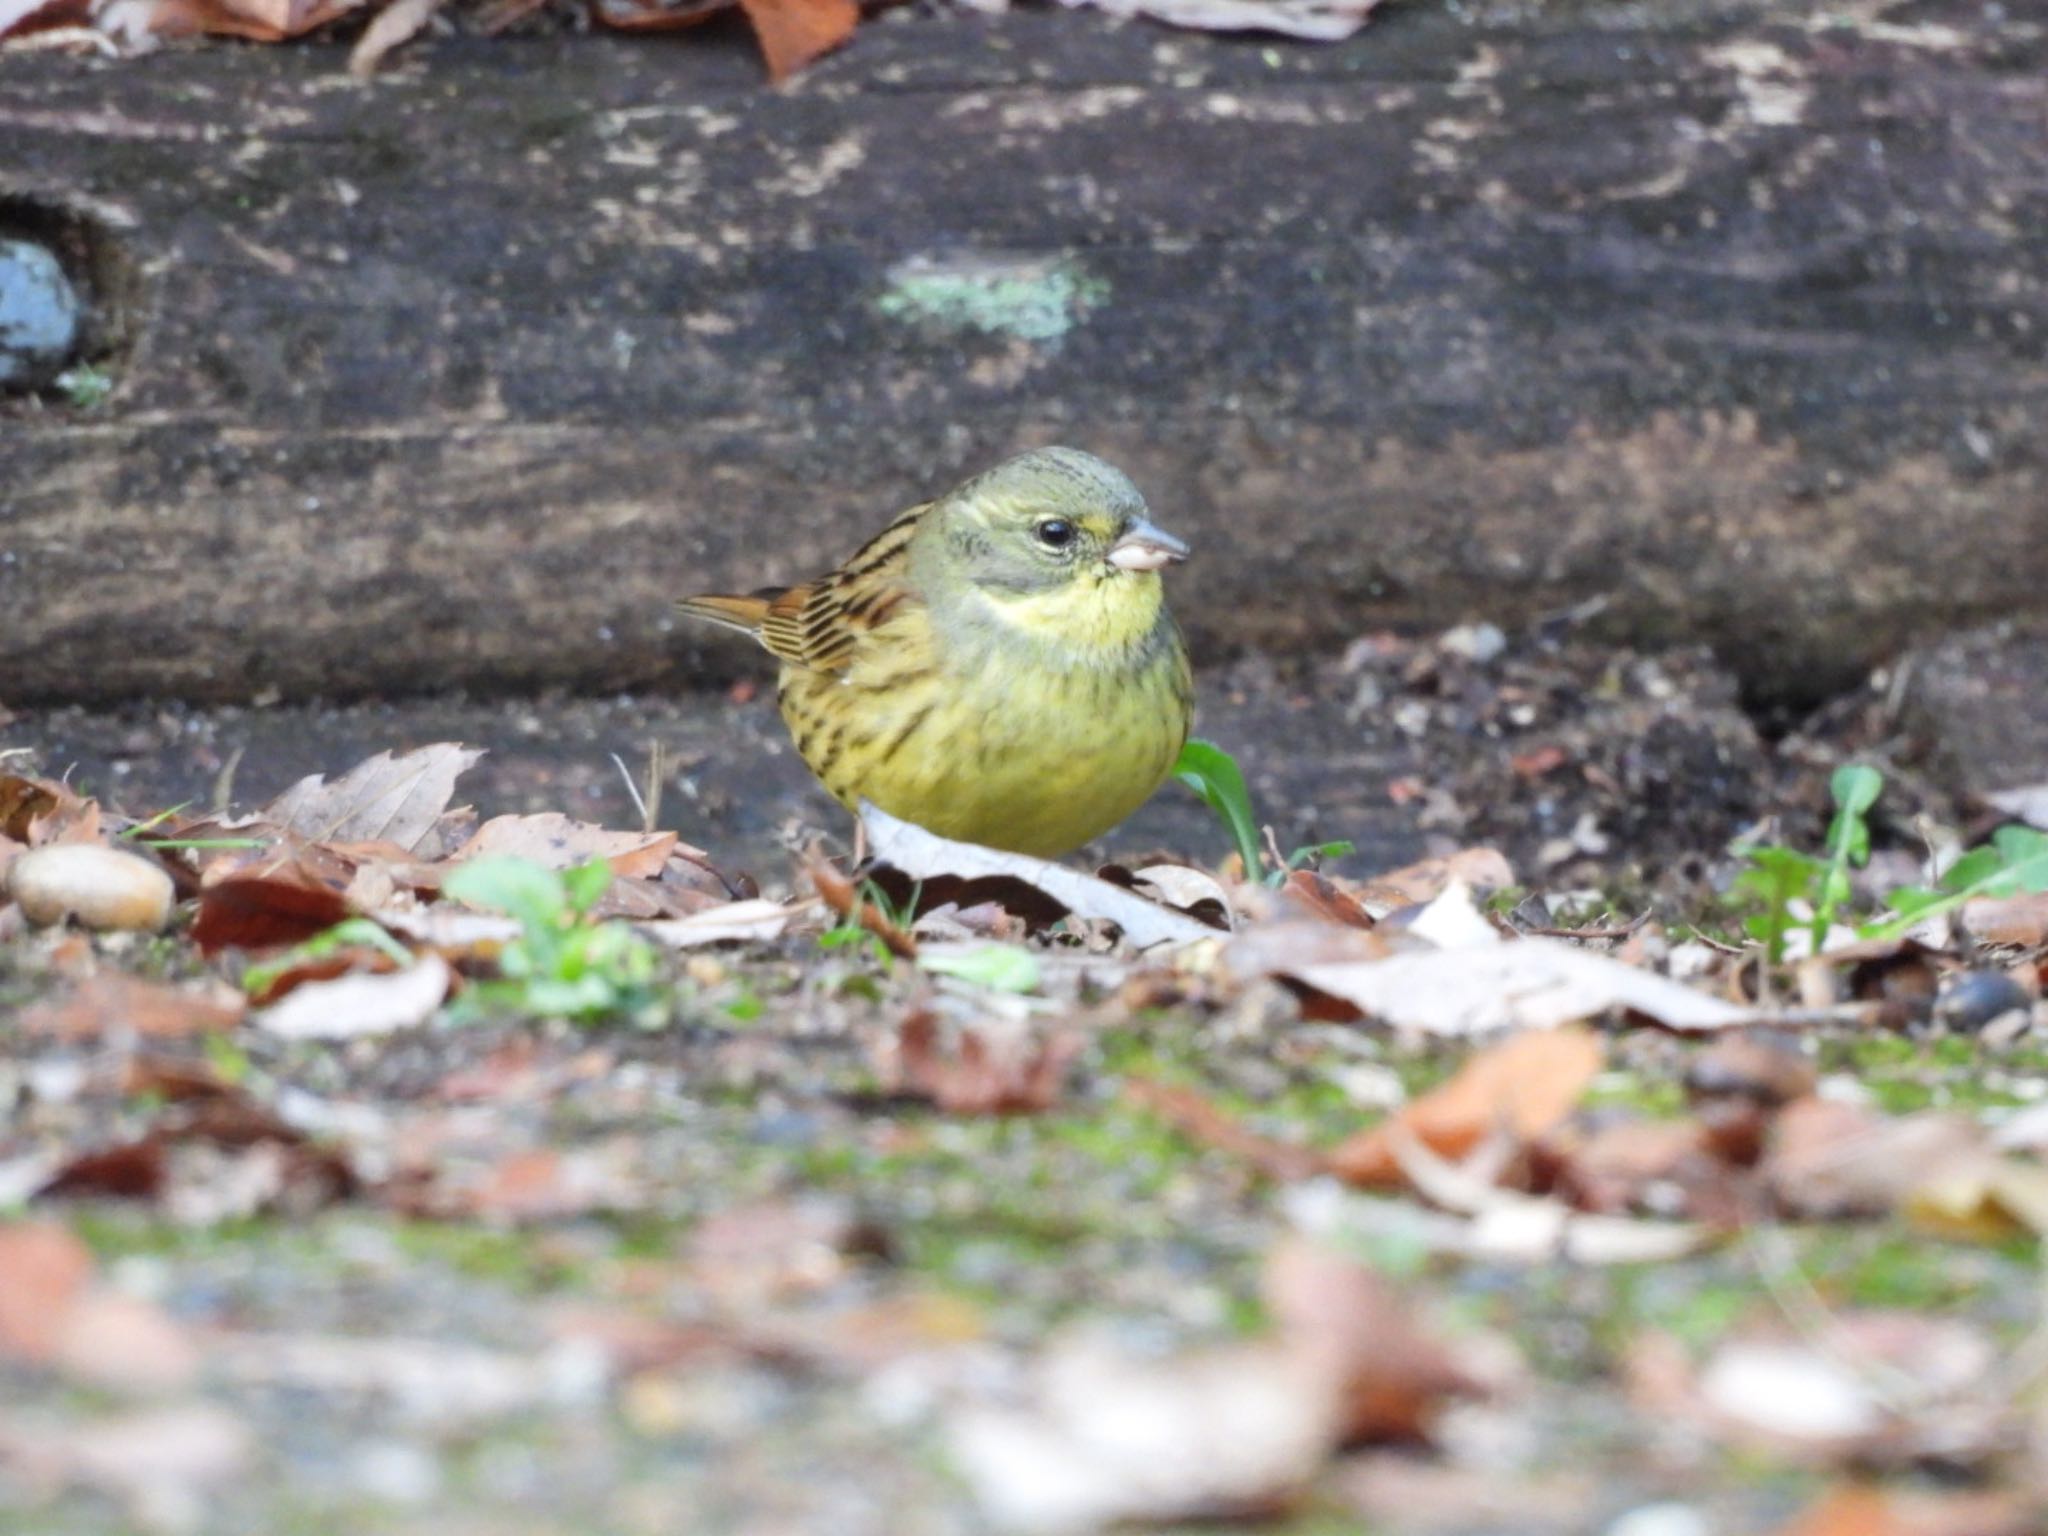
[1107, 517, 1190, 572]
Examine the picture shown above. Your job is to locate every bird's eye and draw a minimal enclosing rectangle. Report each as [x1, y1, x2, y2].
[1035, 518, 1076, 550]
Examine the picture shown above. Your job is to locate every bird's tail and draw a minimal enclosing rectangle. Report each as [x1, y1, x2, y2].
[674, 592, 776, 638]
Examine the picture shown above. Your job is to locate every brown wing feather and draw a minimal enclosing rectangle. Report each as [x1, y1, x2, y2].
[681, 503, 928, 676]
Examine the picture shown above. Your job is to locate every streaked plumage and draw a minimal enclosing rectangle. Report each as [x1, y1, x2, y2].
[677, 447, 1194, 856]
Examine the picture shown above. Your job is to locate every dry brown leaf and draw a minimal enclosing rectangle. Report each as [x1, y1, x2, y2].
[685, 1195, 885, 1307]
[809, 849, 918, 957]
[1771, 1486, 2035, 1536]
[882, 1011, 1080, 1116]
[1961, 892, 2048, 948]
[455, 812, 679, 878]
[52, 1290, 201, 1395]
[347, 0, 439, 72]
[40, 1093, 357, 1214]
[0, 1221, 96, 1365]
[738, 0, 855, 81]
[18, 973, 246, 1041]
[0, 772, 99, 845]
[1340, 847, 1516, 915]
[1329, 1026, 1604, 1188]
[190, 863, 352, 954]
[258, 743, 483, 854]
[1547, 1117, 1723, 1218]
[1262, 1237, 1477, 1443]
[1763, 1099, 1986, 1222]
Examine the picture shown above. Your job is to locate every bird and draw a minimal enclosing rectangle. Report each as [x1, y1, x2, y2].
[676, 447, 1194, 858]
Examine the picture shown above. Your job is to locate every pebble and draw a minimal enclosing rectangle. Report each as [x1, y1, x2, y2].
[1936, 969, 2033, 1033]
[0, 237, 81, 388]
[6, 843, 176, 931]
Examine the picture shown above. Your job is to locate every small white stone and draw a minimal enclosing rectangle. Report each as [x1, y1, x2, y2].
[7, 844, 175, 932]
[1606, 1503, 1712, 1536]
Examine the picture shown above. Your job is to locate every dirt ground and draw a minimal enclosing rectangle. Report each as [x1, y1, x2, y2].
[3, 627, 2046, 1536]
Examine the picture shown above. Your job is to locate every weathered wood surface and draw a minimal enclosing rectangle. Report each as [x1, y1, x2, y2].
[1, 2, 2043, 707]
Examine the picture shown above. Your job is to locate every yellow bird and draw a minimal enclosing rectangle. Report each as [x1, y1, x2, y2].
[677, 447, 1194, 857]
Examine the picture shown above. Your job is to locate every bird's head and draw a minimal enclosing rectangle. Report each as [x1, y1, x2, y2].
[923, 447, 1190, 600]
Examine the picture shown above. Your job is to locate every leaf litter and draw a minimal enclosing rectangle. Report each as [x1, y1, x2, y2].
[1, 710, 2047, 1534]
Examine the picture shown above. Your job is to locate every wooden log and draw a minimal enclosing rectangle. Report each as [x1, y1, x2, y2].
[1, 4, 2043, 708]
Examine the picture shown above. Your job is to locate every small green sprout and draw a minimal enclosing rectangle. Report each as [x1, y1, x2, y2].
[441, 855, 658, 1023]
[1174, 739, 1353, 884]
[55, 364, 113, 409]
[919, 943, 1042, 994]
[1733, 763, 2048, 958]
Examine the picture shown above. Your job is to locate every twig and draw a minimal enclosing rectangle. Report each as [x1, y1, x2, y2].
[611, 742, 668, 834]
[1521, 910, 1651, 942]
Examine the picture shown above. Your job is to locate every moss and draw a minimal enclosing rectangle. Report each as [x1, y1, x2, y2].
[876, 255, 1108, 345]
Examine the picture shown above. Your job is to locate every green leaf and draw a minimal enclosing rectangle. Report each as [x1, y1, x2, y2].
[240, 917, 414, 997]
[919, 943, 1043, 994]
[443, 856, 568, 931]
[560, 858, 614, 914]
[1865, 823, 2048, 940]
[1825, 763, 1882, 864]
[1287, 839, 1357, 870]
[1993, 825, 2048, 892]
[1174, 739, 1263, 876]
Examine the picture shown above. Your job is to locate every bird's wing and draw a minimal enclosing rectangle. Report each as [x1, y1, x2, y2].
[677, 503, 928, 677]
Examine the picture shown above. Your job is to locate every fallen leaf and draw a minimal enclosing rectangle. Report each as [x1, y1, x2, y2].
[1340, 847, 1516, 915]
[809, 850, 918, 958]
[861, 803, 1215, 951]
[640, 897, 796, 948]
[1330, 1027, 1604, 1188]
[1763, 1100, 1986, 1222]
[685, 1195, 886, 1306]
[18, 973, 246, 1041]
[738, 0, 855, 81]
[1290, 937, 1753, 1034]
[1961, 893, 2048, 948]
[1986, 784, 2048, 830]
[258, 743, 483, 855]
[0, 1221, 95, 1365]
[882, 1011, 1080, 1115]
[52, 1290, 200, 1395]
[0, 772, 98, 844]
[1770, 1486, 2035, 1536]
[190, 862, 352, 955]
[455, 812, 680, 878]
[949, 1336, 1333, 1534]
[346, 0, 439, 72]
[1101, 862, 1236, 929]
[252, 955, 452, 1040]
[40, 1093, 357, 1216]
[1906, 1154, 2048, 1242]
[1262, 1237, 1476, 1443]
[1056, 0, 1384, 40]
